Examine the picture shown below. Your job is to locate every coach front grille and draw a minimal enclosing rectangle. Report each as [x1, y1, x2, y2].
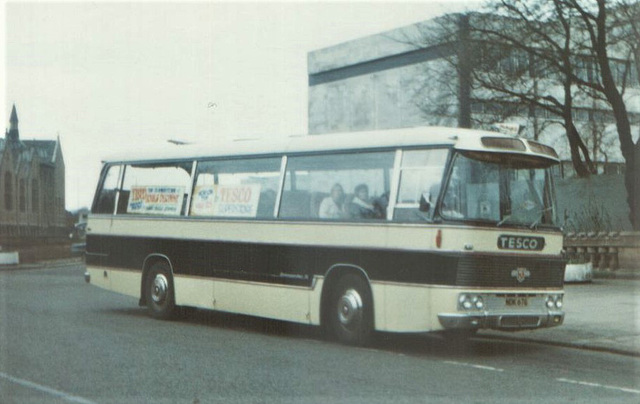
[455, 255, 565, 288]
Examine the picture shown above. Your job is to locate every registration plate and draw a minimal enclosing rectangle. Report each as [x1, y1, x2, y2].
[505, 297, 529, 307]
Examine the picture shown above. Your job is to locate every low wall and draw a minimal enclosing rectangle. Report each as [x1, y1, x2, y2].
[564, 232, 640, 272]
[1, 239, 73, 264]
[0, 251, 19, 265]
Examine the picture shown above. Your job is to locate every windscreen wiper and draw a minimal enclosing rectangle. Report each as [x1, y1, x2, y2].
[529, 207, 554, 229]
[497, 206, 552, 228]
[497, 214, 511, 227]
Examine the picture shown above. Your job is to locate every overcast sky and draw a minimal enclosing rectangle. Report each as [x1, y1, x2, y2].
[3, 1, 482, 210]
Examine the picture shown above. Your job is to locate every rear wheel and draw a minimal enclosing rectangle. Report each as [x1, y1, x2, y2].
[145, 261, 176, 320]
[327, 273, 373, 345]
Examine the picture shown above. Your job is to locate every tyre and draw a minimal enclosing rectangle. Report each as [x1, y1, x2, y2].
[145, 261, 177, 320]
[327, 273, 373, 345]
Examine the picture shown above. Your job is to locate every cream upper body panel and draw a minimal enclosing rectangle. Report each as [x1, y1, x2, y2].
[100, 126, 558, 165]
[88, 215, 561, 255]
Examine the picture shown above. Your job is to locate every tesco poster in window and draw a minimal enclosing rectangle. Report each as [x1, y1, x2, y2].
[191, 184, 261, 217]
[127, 186, 184, 215]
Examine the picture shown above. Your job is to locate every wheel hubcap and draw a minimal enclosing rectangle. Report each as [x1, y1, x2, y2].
[337, 288, 363, 326]
[151, 274, 169, 304]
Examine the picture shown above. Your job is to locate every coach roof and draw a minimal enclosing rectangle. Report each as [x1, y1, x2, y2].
[101, 126, 559, 164]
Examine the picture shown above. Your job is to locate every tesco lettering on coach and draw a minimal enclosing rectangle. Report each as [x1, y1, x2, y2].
[498, 235, 545, 251]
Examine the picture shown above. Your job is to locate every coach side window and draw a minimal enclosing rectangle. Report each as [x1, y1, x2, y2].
[190, 157, 281, 219]
[394, 149, 449, 222]
[280, 151, 394, 220]
[92, 165, 121, 214]
[117, 162, 193, 216]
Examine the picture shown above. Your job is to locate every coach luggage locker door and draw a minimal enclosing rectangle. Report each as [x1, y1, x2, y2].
[85, 164, 122, 289]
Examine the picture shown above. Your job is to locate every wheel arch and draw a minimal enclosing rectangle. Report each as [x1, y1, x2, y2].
[139, 254, 175, 306]
[320, 264, 373, 328]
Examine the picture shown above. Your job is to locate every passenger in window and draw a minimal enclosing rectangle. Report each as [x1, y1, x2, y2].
[319, 183, 346, 219]
[348, 184, 378, 219]
[372, 191, 389, 219]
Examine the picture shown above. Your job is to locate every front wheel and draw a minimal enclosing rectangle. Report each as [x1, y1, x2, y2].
[327, 274, 373, 345]
[145, 261, 176, 320]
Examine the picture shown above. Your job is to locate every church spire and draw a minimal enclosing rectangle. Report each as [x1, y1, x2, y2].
[7, 104, 19, 142]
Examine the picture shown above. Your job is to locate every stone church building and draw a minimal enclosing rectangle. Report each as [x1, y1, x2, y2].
[0, 105, 66, 239]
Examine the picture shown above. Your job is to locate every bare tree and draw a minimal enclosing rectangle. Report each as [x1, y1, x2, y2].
[564, 0, 640, 229]
[469, 1, 600, 177]
[400, 15, 529, 130]
[402, 6, 598, 177]
[404, 0, 639, 228]
[479, 0, 640, 228]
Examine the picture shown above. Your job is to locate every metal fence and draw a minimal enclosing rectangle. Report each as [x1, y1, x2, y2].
[564, 231, 640, 272]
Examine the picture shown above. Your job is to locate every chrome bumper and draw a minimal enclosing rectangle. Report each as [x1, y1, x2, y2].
[438, 311, 564, 331]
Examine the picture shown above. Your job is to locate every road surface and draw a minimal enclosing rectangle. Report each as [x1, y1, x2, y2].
[1, 262, 638, 403]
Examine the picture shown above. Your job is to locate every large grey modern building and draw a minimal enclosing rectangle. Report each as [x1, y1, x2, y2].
[307, 13, 640, 170]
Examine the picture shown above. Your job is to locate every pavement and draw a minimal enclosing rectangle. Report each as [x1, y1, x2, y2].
[0, 257, 83, 271]
[2, 258, 640, 357]
[482, 274, 640, 357]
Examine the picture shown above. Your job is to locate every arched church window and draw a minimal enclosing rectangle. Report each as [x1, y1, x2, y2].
[32, 179, 39, 212]
[19, 179, 26, 212]
[4, 172, 13, 211]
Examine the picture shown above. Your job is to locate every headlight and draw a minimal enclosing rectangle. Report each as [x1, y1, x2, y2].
[555, 296, 563, 309]
[459, 294, 473, 310]
[546, 295, 563, 310]
[458, 294, 485, 311]
[546, 297, 555, 309]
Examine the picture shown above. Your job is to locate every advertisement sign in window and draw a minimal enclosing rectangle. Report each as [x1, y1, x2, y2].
[191, 184, 261, 217]
[127, 186, 184, 215]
